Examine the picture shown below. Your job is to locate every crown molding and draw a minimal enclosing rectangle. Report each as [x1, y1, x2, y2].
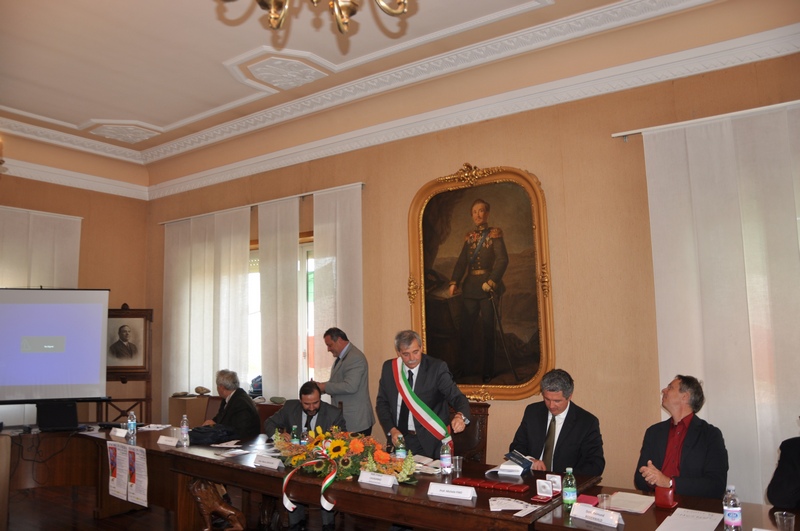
[141, 0, 713, 162]
[147, 24, 800, 199]
[5, 24, 799, 201]
[2, 159, 149, 201]
[2, 0, 711, 164]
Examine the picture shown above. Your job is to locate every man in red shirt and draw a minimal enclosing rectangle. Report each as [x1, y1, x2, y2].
[634, 375, 728, 498]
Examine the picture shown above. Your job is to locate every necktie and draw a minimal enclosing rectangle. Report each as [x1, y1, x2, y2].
[398, 370, 413, 432]
[305, 414, 313, 432]
[333, 356, 341, 370]
[542, 415, 556, 470]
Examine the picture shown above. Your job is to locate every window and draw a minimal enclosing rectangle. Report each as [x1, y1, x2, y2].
[246, 243, 315, 387]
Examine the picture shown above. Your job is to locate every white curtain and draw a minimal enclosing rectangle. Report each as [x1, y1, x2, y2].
[0, 206, 81, 289]
[313, 184, 364, 381]
[258, 198, 300, 398]
[643, 102, 800, 503]
[162, 207, 250, 420]
[0, 205, 81, 425]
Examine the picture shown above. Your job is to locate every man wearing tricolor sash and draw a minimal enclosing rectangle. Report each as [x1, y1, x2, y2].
[376, 329, 471, 459]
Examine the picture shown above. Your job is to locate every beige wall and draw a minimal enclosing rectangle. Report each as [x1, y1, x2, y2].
[2, 53, 798, 490]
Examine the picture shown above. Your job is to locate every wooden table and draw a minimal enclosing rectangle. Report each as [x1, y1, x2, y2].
[534, 485, 798, 531]
[80, 427, 601, 530]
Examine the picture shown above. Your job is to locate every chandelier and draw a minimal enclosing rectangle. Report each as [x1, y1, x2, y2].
[252, 0, 409, 34]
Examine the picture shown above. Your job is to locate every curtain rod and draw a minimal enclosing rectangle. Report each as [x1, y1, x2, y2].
[612, 99, 800, 140]
[159, 182, 364, 226]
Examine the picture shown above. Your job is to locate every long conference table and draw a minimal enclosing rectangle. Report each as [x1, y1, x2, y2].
[6, 427, 797, 531]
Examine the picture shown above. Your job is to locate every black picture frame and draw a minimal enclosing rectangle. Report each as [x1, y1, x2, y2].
[107, 308, 152, 376]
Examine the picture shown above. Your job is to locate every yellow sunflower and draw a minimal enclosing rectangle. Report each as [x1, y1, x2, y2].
[327, 439, 348, 459]
[291, 453, 307, 466]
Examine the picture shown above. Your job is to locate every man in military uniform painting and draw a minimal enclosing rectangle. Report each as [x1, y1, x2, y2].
[448, 198, 508, 383]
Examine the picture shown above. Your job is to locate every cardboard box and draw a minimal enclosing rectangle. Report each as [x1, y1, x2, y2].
[168, 396, 210, 428]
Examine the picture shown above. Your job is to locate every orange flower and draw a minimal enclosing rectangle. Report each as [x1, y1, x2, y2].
[374, 449, 391, 464]
[349, 438, 365, 455]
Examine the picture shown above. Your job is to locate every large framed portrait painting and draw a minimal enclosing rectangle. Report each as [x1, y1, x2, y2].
[408, 164, 555, 400]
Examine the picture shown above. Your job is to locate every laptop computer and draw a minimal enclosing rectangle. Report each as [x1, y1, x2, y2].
[37, 401, 80, 432]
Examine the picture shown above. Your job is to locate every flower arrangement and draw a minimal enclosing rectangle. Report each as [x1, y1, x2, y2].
[273, 426, 416, 483]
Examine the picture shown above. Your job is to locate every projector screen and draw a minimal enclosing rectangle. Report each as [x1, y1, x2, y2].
[0, 288, 109, 403]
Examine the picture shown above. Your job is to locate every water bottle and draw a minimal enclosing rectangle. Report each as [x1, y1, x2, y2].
[301, 428, 309, 445]
[179, 414, 190, 448]
[126, 411, 137, 443]
[723, 485, 742, 531]
[440, 441, 452, 475]
[562, 467, 577, 512]
[291, 424, 300, 444]
[394, 435, 406, 459]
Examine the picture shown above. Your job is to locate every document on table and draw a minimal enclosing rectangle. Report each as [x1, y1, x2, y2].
[607, 492, 655, 513]
[655, 508, 722, 531]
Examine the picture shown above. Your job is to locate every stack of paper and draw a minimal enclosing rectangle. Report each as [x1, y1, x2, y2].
[656, 508, 722, 531]
[607, 492, 655, 513]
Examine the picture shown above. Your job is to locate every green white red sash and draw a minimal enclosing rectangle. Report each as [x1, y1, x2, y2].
[393, 357, 452, 447]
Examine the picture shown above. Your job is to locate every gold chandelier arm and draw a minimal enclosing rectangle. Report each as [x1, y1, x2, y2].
[256, 0, 290, 30]
[331, 0, 350, 34]
[373, 0, 407, 16]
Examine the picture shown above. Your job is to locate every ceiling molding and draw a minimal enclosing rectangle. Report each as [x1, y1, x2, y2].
[2, 0, 715, 164]
[141, 0, 714, 163]
[6, 24, 799, 201]
[3, 159, 149, 200]
[146, 24, 800, 199]
[0, 119, 145, 164]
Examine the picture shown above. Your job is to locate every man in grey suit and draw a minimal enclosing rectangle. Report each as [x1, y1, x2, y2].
[263, 381, 344, 531]
[376, 329, 471, 459]
[318, 327, 375, 436]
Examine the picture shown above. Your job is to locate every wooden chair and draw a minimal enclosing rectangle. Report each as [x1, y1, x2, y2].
[451, 402, 490, 464]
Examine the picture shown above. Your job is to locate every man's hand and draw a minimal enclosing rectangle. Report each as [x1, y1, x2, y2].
[201, 419, 215, 427]
[317, 382, 327, 393]
[526, 456, 547, 472]
[451, 413, 466, 433]
[449, 284, 458, 297]
[639, 460, 671, 488]
[389, 427, 404, 447]
[482, 282, 492, 292]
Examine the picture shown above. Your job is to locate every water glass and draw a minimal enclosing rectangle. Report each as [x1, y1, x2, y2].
[775, 511, 795, 531]
[452, 455, 463, 472]
[597, 493, 611, 509]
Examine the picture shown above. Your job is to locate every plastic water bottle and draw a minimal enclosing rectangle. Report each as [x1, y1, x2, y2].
[291, 425, 300, 444]
[562, 467, 577, 512]
[179, 414, 190, 448]
[126, 411, 137, 443]
[394, 435, 407, 459]
[440, 441, 452, 475]
[723, 485, 742, 530]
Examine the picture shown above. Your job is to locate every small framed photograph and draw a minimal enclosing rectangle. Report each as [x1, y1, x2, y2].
[107, 308, 152, 375]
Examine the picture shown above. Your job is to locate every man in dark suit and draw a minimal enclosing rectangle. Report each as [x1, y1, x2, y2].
[508, 369, 605, 476]
[317, 327, 375, 435]
[376, 329, 471, 459]
[767, 434, 800, 509]
[264, 381, 345, 531]
[202, 369, 260, 439]
[109, 324, 138, 359]
[635, 374, 728, 498]
[264, 380, 346, 438]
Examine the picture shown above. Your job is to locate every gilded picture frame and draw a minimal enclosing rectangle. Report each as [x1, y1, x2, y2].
[408, 163, 555, 400]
